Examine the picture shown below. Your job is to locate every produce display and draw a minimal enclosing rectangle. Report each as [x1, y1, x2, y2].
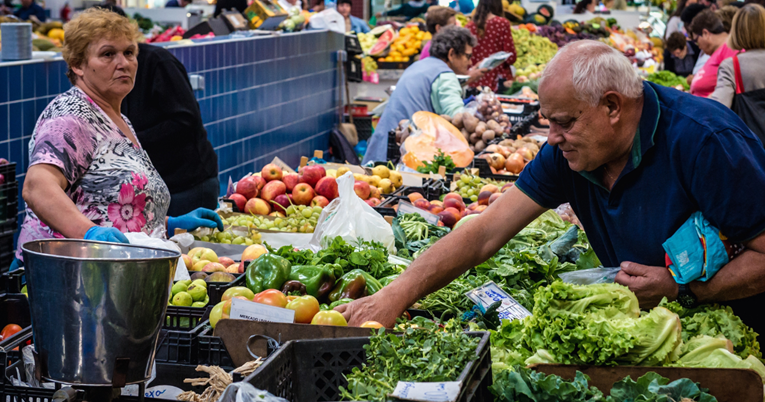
[646, 70, 689, 91]
[491, 281, 765, 378]
[444, 95, 512, 153]
[340, 317, 480, 401]
[491, 367, 720, 401]
[480, 137, 542, 175]
[377, 25, 427, 63]
[511, 27, 557, 81]
[169, 278, 210, 308]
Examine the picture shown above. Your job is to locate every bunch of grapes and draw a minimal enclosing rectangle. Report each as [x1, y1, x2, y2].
[195, 230, 262, 245]
[454, 175, 511, 202]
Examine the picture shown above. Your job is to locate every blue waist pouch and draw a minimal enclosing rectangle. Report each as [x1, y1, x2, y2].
[663, 212, 729, 284]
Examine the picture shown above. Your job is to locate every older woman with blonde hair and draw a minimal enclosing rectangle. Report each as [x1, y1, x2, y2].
[15, 8, 222, 267]
[709, 4, 765, 143]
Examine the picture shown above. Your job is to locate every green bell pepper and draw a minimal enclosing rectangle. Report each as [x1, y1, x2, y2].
[288, 265, 339, 299]
[320, 303, 331, 311]
[245, 254, 291, 294]
[345, 269, 384, 296]
[329, 298, 354, 310]
[328, 271, 367, 302]
[379, 274, 399, 287]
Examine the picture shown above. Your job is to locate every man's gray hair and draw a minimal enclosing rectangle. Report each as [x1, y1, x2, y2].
[429, 25, 477, 60]
[540, 40, 644, 106]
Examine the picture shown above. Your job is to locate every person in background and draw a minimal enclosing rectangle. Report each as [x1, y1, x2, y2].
[15, 9, 222, 270]
[377, 0, 433, 20]
[449, 0, 475, 14]
[716, 4, 739, 30]
[122, 43, 219, 217]
[165, 0, 190, 7]
[339, 41, 765, 337]
[337, 0, 369, 33]
[665, 0, 697, 39]
[689, 9, 739, 97]
[362, 26, 483, 164]
[573, 0, 597, 14]
[710, 4, 765, 142]
[466, 0, 516, 92]
[14, 0, 46, 21]
[663, 32, 701, 77]
[95, 0, 126, 17]
[0, 0, 13, 16]
[681, 3, 710, 84]
[60, 2, 71, 21]
[421, 6, 457, 59]
[699, 0, 718, 10]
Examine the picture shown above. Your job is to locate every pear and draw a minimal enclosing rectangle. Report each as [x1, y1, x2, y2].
[372, 165, 390, 179]
[388, 170, 402, 188]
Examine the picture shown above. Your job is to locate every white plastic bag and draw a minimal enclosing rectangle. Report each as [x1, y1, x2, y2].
[125, 232, 188, 281]
[309, 172, 395, 253]
[558, 267, 621, 285]
[217, 382, 289, 402]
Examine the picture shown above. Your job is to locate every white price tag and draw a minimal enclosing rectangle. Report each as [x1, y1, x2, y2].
[390, 381, 461, 402]
[465, 281, 531, 322]
[397, 201, 440, 225]
[229, 298, 295, 323]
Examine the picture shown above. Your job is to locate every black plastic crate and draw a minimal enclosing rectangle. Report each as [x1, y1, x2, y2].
[386, 130, 401, 163]
[155, 305, 210, 365]
[344, 34, 363, 55]
[345, 115, 374, 141]
[1, 267, 25, 293]
[346, 57, 362, 83]
[197, 326, 235, 369]
[245, 332, 492, 402]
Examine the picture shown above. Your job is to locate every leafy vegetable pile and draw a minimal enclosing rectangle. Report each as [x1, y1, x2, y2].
[266, 236, 402, 279]
[340, 317, 479, 402]
[491, 282, 765, 380]
[392, 213, 451, 259]
[646, 71, 690, 90]
[416, 211, 601, 319]
[491, 366, 719, 402]
[416, 149, 457, 174]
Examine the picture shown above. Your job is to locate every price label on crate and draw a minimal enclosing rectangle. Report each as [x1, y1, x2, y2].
[397, 201, 440, 225]
[229, 298, 295, 323]
[390, 381, 461, 402]
[465, 281, 531, 322]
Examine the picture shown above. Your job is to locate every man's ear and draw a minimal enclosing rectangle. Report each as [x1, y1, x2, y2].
[602, 91, 623, 124]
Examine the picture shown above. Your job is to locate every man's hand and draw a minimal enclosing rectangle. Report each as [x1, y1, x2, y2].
[467, 67, 489, 85]
[615, 262, 679, 309]
[334, 293, 401, 328]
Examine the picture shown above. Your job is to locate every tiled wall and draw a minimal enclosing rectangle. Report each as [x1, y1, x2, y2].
[0, 30, 344, 224]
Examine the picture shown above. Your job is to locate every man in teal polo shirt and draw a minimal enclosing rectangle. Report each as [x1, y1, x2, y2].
[338, 40, 765, 333]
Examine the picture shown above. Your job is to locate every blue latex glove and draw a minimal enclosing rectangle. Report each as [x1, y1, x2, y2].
[167, 208, 224, 235]
[84, 226, 129, 243]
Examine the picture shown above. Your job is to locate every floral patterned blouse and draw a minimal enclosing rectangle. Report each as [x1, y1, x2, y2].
[16, 87, 171, 259]
[466, 16, 517, 92]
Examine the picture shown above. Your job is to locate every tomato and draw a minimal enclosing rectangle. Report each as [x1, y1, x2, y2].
[360, 321, 384, 329]
[286, 295, 320, 323]
[1, 324, 22, 340]
[222, 296, 250, 315]
[209, 301, 226, 329]
[286, 295, 299, 302]
[221, 286, 255, 301]
[253, 289, 288, 308]
[310, 310, 348, 326]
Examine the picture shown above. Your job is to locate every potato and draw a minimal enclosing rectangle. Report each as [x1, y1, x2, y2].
[452, 113, 464, 130]
[482, 130, 496, 143]
[463, 128, 471, 140]
[491, 111, 500, 119]
[440, 114, 452, 123]
[463, 114, 479, 133]
[469, 144, 476, 152]
[469, 132, 480, 144]
[522, 142, 540, 153]
[500, 121, 508, 127]
[475, 140, 486, 152]
[500, 114, 510, 123]
[487, 120, 501, 132]
[485, 144, 499, 154]
[475, 122, 487, 136]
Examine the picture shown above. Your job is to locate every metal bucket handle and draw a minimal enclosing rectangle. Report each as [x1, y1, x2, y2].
[246, 334, 280, 360]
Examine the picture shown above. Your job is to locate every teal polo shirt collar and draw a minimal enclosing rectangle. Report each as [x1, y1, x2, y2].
[579, 82, 661, 189]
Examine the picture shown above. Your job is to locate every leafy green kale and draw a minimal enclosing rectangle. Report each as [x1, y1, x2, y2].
[340, 317, 479, 402]
[416, 149, 457, 174]
[314, 236, 399, 279]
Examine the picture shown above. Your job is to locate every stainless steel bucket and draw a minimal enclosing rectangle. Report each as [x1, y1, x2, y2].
[21, 239, 180, 386]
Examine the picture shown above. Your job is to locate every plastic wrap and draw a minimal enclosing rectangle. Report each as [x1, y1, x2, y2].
[400, 111, 474, 170]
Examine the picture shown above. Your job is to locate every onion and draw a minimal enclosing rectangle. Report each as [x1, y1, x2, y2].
[485, 144, 499, 154]
[516, 147, 534, 161]
[505, 154, 525, 174]
[488, 153, 506, 170]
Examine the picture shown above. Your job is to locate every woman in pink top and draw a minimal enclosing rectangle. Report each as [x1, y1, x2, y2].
[421, 6, 457, 59]
[688, 9, 740, 97]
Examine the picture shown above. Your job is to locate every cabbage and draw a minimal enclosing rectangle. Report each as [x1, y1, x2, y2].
[533, 281, 640, 319]
[674, 335, 765, 381]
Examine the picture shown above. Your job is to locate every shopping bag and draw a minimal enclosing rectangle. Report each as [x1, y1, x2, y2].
[309, 172, 395, 253]
[663, 212, 729, 284]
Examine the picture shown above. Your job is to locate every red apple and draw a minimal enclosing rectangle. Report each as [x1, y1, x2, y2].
[299, 165, 326, 187]
[238, 260, 252, 274]
[245, 198, 271, 215]
[251, 176, 267, 191]
[261, 180, 287, 203]
[353, 181, 371, 200]
[315, 177, 338, 200]
[273, 194, 291, 213]
[218, 257, 235, 267]
[236, 176, 259, 200]
[292, 183, 315, 205]
[261, 163, 283, 182]
[229, 193, 247, 212]
[282, 174, 300, 192]
[311, 196, 329, 207]
[365, 198, 382, 207]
